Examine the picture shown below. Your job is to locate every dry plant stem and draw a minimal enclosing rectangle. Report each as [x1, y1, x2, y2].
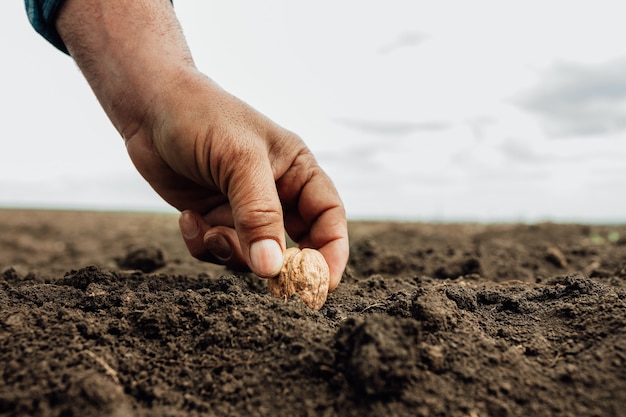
[82, 350, 121, 386]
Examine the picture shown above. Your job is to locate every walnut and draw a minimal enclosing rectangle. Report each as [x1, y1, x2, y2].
[267, 247, 330, 311]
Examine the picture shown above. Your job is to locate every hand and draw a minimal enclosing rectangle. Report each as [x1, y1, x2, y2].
[127, 70, 349, 289]
[56, 0, 349, 289]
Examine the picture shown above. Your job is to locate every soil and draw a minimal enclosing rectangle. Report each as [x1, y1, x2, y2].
[1, 209, 625, 417]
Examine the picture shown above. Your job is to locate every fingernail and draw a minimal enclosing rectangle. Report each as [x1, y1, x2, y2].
[250, 239, 283, 277]
[204, 233, 232, 261]
[179, 211, 199, 239]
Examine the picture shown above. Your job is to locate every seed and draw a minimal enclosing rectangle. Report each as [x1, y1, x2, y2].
[267, 247, 330, 311]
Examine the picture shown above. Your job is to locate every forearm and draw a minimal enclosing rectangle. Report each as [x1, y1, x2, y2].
[55, 0, 197, 139]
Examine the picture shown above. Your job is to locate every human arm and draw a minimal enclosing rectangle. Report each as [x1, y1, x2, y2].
[51, 0, 349, 288]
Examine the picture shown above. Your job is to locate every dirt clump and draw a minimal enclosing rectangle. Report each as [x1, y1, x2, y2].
[1, 210, 625, 417]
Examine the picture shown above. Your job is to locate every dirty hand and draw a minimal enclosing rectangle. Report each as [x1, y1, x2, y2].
[56, 0, 348, 289]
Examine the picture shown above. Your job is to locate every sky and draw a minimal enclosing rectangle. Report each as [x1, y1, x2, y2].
[1, 1, 626, 222]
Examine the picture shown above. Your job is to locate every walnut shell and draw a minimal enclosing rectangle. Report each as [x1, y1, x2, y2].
[267, 247, 330, 311]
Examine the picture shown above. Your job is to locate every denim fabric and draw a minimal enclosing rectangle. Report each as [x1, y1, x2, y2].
[24, 0, 69, 53]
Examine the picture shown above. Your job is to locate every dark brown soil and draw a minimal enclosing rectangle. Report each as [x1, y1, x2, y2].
[1, 209, 625, 417]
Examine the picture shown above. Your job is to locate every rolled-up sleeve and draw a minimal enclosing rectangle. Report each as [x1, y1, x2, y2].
[24, 0, 69, 54]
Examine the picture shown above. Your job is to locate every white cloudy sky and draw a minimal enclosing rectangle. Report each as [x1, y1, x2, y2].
[1, 1, 626, 222]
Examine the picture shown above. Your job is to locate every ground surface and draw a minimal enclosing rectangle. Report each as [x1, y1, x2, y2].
[1, 209, 625, 417]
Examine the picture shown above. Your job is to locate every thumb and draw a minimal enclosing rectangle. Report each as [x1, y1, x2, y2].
[226, 153, 285, 278]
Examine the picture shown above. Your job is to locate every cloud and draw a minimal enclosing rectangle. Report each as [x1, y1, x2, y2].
[315, 143, 386, 172]
[332, 118, 451, 136]
[378, 31, 429, 55]
[516, 57, 626, 137]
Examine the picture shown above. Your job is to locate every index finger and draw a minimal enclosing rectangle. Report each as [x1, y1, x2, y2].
[309, 205, 349, 291]
[278, 159, 349, 291]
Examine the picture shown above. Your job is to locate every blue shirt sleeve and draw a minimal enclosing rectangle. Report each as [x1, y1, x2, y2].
[24, 0, 174, 55]
[24, 0, 69, 54]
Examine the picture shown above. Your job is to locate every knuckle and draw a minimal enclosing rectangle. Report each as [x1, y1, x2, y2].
[235, 204, 282, 234]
